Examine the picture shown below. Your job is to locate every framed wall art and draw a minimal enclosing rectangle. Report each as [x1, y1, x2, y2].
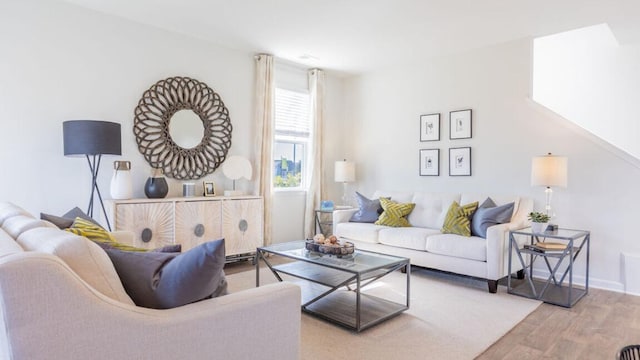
[449, 109, 472, 140]
[419, 149, 439, 176]
[420, 113, 440, 141]
[449, 147, 471, 176]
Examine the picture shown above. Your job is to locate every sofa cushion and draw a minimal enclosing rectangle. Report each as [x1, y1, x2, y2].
[378, 227, 441, 251]
[16, 227, 135, 305]
[335, 222, 385, 243]
[372, 190, 413, 204]
[471, 198, 515, 238]
[408, 192, 461, 229]
[426, 233, 487, 261]
[2, 215, 54, 239]
[375, 198, 416, 227]
[0, 228, 24, 257]
[350, 192, 385, 223]
[441, 201, 478, 236]
[0, 202, 32, 227]
[105, 239, 228, 309]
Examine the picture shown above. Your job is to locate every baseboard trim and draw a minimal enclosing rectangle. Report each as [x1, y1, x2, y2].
[530, 269, 628, 294]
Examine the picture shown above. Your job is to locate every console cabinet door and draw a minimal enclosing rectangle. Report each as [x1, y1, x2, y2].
[114, 202, 174, 249]
[222, 199, 263, 256]
[175, 200, 222, 251]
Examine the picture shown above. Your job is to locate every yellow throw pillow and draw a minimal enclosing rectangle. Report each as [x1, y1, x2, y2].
[375, 198, 416, 227]
[441, 201, 479, 237]
[65, 217, 147, 252]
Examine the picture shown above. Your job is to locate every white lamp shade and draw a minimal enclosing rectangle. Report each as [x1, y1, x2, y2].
[222, 156, 253, 180]
[531, 154, 568, 188]
[335, 160, 355, 183]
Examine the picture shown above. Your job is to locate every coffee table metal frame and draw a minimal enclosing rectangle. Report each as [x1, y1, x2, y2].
[256, 241, 410, 332]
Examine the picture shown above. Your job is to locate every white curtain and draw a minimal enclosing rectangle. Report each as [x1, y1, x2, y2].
[304, 69, 326, 238]
[253, 54, 275, 246]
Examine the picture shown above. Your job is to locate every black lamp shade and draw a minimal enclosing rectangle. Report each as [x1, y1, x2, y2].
[63, 120, 122, 156]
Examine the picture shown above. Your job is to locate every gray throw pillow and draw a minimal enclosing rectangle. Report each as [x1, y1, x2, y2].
[105, 239, 227, 309]
[350, 192, 387, 223]
[41, 207, 104, 230]
[471, 198, 515, 238]
[40, 212, 75, 229]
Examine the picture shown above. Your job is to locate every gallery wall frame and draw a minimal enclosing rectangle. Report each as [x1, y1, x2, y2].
[419, 149, 439, 176]
[449, 147, 471, 176]
[420, 113, 440, 141]
[449, 109, 472, 140]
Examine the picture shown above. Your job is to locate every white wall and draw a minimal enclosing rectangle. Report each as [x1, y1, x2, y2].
[344, 38, 640, 292]
[0, 0, 346, 243]
[533, 23, 640, 160]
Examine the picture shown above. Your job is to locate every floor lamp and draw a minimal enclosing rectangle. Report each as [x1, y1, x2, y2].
[531, 153, 568, 227]
[334, 159, 355, 208]
[63, 120, 121, 231]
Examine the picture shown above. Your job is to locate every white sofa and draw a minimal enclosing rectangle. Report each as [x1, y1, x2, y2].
[0, 202, 301, 360]
[333, 191, 533, 293]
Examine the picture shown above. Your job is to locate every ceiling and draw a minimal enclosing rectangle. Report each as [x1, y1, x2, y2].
[62, 0, 640, 75]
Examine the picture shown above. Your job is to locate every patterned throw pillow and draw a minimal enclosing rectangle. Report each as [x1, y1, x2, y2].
[65, 217, 148, 252]
[375, 198, 416, 227]
[441, 201, 479, 236]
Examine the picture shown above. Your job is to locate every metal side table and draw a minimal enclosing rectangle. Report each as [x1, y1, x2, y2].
[507, 228, 590, 307]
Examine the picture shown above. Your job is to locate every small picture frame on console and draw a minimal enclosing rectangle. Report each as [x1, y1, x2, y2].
[420, 113, 440, 141]
[419, 149, 439, 176]
[203, 181, 216, 196]
[449, 109, 472, 140]
[449, 147, 471, 176]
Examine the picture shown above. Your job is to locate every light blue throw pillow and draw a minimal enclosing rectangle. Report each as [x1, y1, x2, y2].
[350, 192, 386, 223]
[471, 198, 515, 238]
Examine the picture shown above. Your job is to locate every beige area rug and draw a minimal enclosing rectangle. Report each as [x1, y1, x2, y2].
[226, 266, 541, 360]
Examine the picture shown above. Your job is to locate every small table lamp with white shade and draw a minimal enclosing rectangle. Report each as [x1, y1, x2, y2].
[222, 156, 253, 196]
[335, 160, 356, 208]
[531, 153, 568, 227]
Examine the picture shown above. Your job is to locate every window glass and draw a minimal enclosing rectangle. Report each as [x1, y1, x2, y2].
[274, 88, 310, 189]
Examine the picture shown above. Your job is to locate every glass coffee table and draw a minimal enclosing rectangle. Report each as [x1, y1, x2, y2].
[256, 240, 410, 332]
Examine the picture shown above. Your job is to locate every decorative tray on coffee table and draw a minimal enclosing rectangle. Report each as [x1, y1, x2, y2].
[305, 239, 355, 256]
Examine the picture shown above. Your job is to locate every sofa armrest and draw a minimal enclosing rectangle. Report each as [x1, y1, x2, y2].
[0, 253, 301, 360]
[332, 208, 358, 228]
[485, 222, 529, 280]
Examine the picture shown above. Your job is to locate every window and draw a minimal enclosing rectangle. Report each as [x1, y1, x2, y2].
[273, 87, 310, 189]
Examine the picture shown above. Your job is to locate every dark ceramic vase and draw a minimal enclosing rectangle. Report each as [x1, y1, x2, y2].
[144, 171, 169, 198]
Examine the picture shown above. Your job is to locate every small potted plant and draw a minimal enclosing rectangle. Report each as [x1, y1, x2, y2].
[528, 212, 551, 233]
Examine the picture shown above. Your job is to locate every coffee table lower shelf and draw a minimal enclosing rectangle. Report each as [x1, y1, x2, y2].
[295, 282, 408, 331]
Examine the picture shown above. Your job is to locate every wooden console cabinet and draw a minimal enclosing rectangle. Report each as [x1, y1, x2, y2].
[107, 196, 263, 259]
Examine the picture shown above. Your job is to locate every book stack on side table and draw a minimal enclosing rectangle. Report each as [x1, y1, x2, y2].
[523, 241, 567, 253]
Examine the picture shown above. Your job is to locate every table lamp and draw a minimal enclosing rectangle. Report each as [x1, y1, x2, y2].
[531, 153, 568, 228]
[63, 120, 121, 230]
[222, 155, 253, 196]
[334, 159, 355, 208]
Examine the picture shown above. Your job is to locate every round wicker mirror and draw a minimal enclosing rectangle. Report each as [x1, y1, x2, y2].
[133, 76, 232, 180]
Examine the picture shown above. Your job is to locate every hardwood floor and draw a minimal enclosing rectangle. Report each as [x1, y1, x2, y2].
[477, 286, 640, 360]
[225, 259, 640, 359]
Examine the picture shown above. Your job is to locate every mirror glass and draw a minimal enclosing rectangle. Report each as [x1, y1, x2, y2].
[169, 110, 203, 149]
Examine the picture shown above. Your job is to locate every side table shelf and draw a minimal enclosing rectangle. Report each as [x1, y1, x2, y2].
[314, 209, 334, 236]
[507, 228, 590, 308]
